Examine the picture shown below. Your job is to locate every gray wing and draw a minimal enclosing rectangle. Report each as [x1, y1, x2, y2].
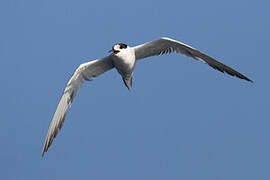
[134, 37, 252, 82]
[42, 56, 114, 156]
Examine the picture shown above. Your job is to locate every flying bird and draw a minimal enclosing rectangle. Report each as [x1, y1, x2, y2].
[42, 37, 252, 156]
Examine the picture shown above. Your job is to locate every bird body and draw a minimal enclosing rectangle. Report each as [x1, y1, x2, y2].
[42, 37, 252, 156]
[111, 44, 136, 89]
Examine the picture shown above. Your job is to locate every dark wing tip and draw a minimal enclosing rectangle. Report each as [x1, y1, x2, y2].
[233, 74, 253, 83]
[41, 112, 66, 157]
[41, 136, 54, 157]
[240, 76, 253, 83]
[42, 136, 52, 157]
[207, 62, 253, 83]
[41, 141, 49, 157]
[42, 151, 45, 157]
[193, 52, 253, 83]
[158, 38, 253, 83]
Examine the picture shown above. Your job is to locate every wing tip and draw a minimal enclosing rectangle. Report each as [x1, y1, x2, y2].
[41, 138, 50, 157]
[243, 77, 253, 83]
[41, 151, 45, 157]
[227, 71, 253, 83]
[41, 144, 47, 157]
[224, 70, 253, 83]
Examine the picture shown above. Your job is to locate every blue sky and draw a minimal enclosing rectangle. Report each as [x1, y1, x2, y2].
[1, 0, 269, 179]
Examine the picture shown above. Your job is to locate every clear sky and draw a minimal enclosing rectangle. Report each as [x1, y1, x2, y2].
[1, 0, 269, 179]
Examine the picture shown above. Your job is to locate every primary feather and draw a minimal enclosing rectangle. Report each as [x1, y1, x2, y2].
[134, 37, 252, 82]
[42, 56, 114, 156]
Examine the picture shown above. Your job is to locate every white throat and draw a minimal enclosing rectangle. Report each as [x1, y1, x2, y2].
[112, 47, 136, 75]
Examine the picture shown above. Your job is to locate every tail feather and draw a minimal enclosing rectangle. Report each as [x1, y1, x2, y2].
[123, 76, 132, 90]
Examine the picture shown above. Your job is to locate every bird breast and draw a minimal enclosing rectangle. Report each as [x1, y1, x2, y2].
[112, 49, 136, 76]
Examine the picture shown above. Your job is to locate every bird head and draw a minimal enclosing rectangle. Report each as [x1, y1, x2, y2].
[108, 43, 128, 54]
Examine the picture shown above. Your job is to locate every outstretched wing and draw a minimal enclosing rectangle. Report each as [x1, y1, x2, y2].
[133, 37, 252, 82]
[42, 56, 114, 156]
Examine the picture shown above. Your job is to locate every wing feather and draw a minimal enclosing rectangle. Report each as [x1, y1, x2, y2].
[134, 37, 252, 82]
[42, 56, 114, 156]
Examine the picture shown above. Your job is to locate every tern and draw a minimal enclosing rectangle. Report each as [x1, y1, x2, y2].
[42, 37, 252, 156]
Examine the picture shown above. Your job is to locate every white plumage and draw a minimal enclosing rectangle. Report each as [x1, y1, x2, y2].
[42, 37, 252, 156]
